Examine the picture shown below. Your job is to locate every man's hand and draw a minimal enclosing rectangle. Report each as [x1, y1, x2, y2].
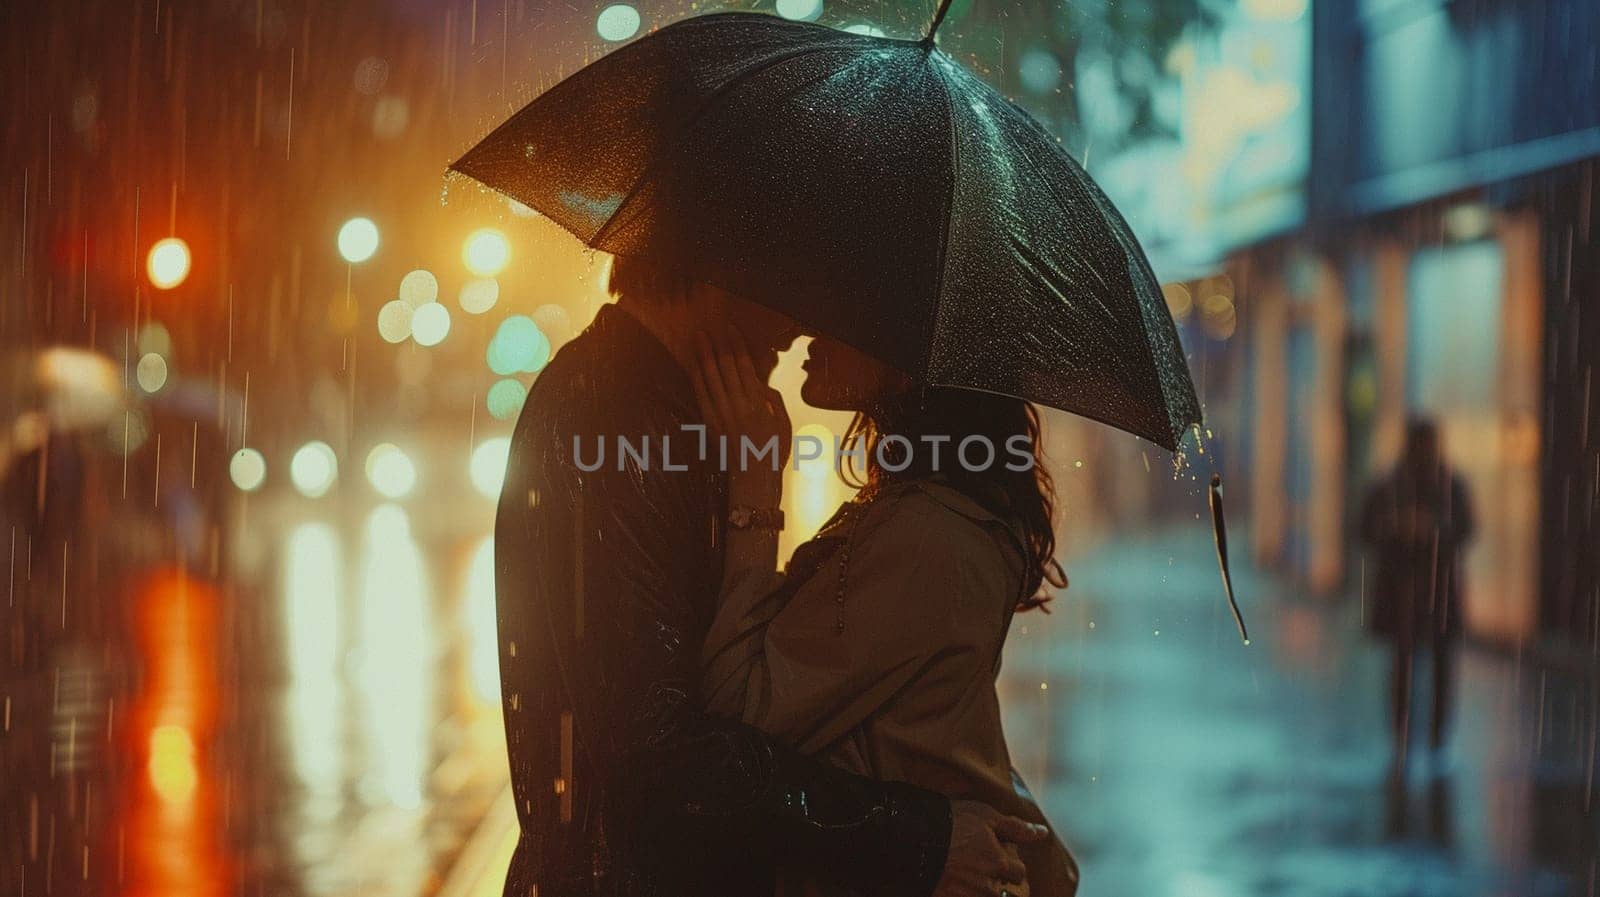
[691, 329, 791, 508]
[932, 800, 1049, 897]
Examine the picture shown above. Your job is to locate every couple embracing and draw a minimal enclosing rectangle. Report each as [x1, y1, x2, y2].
[464, 10, 1204, 896]
[492, 256, 1078, 897]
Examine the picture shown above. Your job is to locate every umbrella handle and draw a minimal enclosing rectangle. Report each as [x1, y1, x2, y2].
[1209, 473, 1250, 645]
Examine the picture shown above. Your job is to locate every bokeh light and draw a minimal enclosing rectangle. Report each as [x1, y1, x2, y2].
[1200, 291, 1237, 340]
[470, 436, 512, 498]
[486, 378, 528, 420]
[229, 447, 267, 492]
[411, 302, 451, 346]
[1019, 49, 1063, 93]
[146, 237, 191, 289]
[462, 228, 511, 277]
[532, 304, 573, 346]
[486, 316, 550, 375]
[842, 23, 888, 37]
[148, 724, 199, 803]
[459, 278, 500, 314]
[775, 0, 824, 21]
[136, 352, 169, 393]
[290, 440, 338, 498]
[364, 442, 417, 498]
[372, 96, 409, 139]
[596, 4, 641, 41]
[398, 268, 439, 306]
[137, 321, 172, 356]
[337, 217, 380, 263]
[352, 57, 389, 94]
[377, 299, 415, 343]
[1162, 282, 1194, 320]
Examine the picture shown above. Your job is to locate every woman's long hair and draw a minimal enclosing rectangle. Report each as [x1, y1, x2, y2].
[840, 387, 1064, 608]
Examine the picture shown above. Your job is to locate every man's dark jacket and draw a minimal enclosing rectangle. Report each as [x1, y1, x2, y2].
[494, 305, 951, 896]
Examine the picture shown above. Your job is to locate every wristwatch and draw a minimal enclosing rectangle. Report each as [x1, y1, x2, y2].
[728, 505, 785, 531]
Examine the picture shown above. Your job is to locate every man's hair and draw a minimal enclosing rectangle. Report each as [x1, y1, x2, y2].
[607, 255, 693, 305]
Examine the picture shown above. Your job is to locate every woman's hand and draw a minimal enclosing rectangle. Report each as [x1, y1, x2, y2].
[691, 330, 790, 508]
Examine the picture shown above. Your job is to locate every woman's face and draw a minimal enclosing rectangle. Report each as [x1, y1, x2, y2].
[800, 337, 911, 411]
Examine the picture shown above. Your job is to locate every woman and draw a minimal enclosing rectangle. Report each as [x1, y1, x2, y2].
[691, 333, 1079, 897]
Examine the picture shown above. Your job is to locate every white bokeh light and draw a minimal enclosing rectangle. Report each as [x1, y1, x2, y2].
[337, 217, 380, 263]
[532, 304, 573, 346]
[398, 269, 439, 307]
[462, 229, 511, 277]
[596, 4, 641, 41]
[364, 443, 417, 499]
[458, 278, 500, 314]
[377, 299, 414, 343]
[410, 302, 451, 347]
[146, 238, 191, 289]
[136, 353, 169, 393]
[469, 436, 511, 499]
[290, 441, 338, 498]
[229, 447, 267, 492]
[776, 0, 823, 21]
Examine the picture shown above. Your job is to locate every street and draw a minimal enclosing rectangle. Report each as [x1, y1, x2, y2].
[999, 527, 1596, 897]
[429, 520, 1600, 897]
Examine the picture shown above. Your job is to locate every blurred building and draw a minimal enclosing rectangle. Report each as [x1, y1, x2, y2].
[1187, 0, 1599, 653]
[1077, 0, 1598, 654]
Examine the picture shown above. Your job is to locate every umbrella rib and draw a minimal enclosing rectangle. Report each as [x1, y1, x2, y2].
[918, 55, 962, 380]
[590, 43, 836, 247]
[1014, 123, 1191, 441]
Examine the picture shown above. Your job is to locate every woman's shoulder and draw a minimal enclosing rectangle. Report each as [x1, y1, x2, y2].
[858, 480, 1026, 570]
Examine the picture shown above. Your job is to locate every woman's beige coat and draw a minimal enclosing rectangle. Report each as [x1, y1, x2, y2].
[702, 479, 1078, 897]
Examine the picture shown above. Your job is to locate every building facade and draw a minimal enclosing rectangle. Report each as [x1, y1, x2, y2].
[1229, 0, 1599, 648]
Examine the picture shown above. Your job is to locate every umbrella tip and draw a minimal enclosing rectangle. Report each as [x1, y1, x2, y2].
[922, 0, 956, 45]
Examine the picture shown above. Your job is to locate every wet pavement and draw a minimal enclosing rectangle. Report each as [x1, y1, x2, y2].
[7, 512, 1596, 897]
[999, 526, 1598, 897]
[2, 505, 510, 897]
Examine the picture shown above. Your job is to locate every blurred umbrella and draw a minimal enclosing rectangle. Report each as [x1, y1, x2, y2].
[28, 348, 125, 433]
[451, 6, 1200, 449]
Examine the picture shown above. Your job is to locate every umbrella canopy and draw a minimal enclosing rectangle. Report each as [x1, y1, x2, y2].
[452, 11, 1201, 450]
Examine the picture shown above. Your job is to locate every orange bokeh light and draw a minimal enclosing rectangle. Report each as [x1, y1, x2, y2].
[123, 568, 229, 897]
[146, 237, 192, 289]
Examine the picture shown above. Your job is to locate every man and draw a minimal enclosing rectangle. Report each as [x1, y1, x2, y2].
[494, 255, 1043, 897]
[1360, 418, 1476, 769]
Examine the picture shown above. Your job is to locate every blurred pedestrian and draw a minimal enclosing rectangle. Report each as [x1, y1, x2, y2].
[1360, 418, 1476, 770]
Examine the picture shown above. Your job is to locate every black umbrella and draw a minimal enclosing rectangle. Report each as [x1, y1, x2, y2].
[451, 6, 1201, 451]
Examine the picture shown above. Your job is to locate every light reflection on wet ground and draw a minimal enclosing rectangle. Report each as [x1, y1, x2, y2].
[10, 491, 1596, 897]
[2, 503, 508, 897]
[1000, 527, 1597, 897]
